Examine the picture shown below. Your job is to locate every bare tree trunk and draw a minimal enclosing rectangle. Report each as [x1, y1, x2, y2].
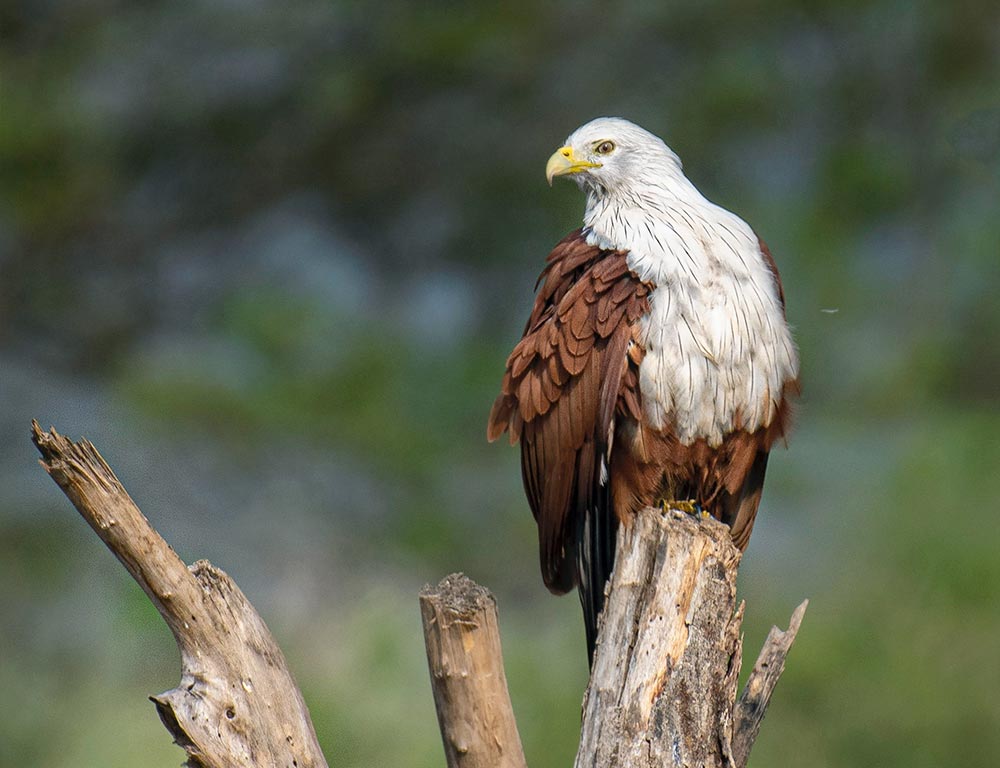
[575, 508, 744, 768]
[31, 422, 329, 768]
[574, 506, 806, 768]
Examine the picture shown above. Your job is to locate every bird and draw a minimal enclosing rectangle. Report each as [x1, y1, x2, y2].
[487, 117, 799, 664]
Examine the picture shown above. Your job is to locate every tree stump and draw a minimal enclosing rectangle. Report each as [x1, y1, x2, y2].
[575, 506, 806, 767]
[419, 574, 527, 768]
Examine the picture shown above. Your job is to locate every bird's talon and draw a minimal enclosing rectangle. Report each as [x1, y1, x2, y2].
[658, 499, 703, 517]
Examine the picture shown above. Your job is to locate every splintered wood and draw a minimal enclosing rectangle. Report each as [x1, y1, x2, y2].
[32, 422, 328, 768]
[573, 507, 805, 768]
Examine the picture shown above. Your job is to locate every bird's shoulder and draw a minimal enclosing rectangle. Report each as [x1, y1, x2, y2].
[487, 229, 651, 443]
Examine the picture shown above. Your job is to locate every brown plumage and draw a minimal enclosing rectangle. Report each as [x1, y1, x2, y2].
[490, 118, 799, 663]
[488, 229, 796, 660]
[488, 231, 651, 592]
[488, 226, 796, 581]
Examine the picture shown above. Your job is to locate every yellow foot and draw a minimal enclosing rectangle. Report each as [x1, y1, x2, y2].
[659, 499, 709, 519]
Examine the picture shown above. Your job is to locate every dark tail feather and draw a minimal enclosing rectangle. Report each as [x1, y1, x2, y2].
[577, 480, 619, 667]
[724, 450, 770, 552]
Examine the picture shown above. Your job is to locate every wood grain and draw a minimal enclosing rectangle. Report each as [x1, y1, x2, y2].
[32, 421, 328, 768]
[574, 506, 806, 768]
[420, 574, 527, 768]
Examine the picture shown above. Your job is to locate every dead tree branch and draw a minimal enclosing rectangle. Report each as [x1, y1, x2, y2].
[732, 597, 808, 766]
[33, 421, 804, 767]
[419, 574, 527, 768]
[31, 421, 328, 768]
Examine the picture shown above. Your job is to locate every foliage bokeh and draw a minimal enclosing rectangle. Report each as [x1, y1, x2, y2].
[1, 1, 998, 766]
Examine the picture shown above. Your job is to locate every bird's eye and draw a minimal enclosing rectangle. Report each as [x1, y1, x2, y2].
[594, 140, 615, 155]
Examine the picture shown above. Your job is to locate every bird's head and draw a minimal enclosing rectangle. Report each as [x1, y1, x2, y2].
[545, 117, 683, 198]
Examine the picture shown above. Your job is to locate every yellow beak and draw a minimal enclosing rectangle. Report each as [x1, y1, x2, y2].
[545, 146, 602, 186]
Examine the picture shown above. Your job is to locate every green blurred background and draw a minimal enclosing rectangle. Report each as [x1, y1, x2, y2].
[2, 1, 998, 766]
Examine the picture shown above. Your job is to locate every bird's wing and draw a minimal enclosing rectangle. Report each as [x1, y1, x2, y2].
[488, 229, 650, 594]
[722, 236, 798, 549]
[757, 236, 787, 310]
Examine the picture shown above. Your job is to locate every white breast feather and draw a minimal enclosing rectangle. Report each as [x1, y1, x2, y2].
[584, 190, 798, 447]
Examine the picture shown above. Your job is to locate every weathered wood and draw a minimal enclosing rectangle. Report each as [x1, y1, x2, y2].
[31, 421, 328, 768]
[32, 420, 804, 767]
[420, 574, 527, 768]
[574, 506, 806, 768]
[732, 599, 809, 766]
[575, 507, 742, 768]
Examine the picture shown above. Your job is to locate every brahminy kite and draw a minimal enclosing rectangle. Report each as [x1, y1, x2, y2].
[488, 118, 799, 662]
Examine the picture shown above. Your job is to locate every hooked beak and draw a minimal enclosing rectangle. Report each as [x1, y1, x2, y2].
[545, 146, 602, 186]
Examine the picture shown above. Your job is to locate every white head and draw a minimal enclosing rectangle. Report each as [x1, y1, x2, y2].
[545, 117, 686, 202]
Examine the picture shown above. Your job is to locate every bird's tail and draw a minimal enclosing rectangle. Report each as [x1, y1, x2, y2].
[576, 482, 619, 667]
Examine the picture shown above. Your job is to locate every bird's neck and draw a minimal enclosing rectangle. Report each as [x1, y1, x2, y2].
[581, 174, 758, 291]
[583, 168, 702, 235]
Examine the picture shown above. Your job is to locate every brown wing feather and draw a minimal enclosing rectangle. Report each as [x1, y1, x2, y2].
[757, 235, 786, 310]
[487, 229, 651, 593]
[724, 235, 797, 548]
